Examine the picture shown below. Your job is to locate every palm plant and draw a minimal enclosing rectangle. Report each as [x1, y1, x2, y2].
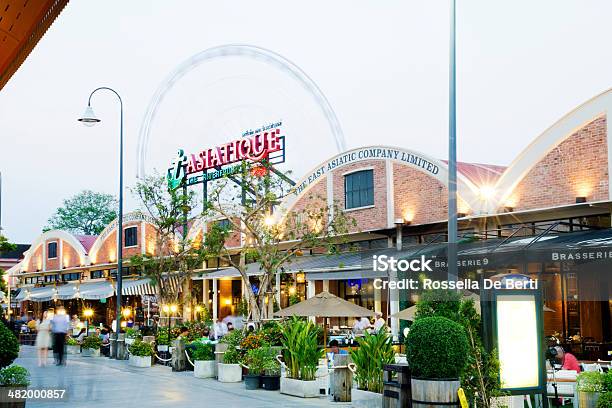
[349, 330, 395, 393]
[279, 317, 323, 381]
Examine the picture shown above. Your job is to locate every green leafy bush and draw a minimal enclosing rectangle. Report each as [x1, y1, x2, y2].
[350, 330, 395, 393]
[156, 327, 170, 345]
[262, 348, 280, 376]
[223, 348, 241, 364]
[279, 316, 323, 381]
[414, 289, 462, 321]
[243, 346, 271, 375]
[0, 322, 19, 368]
[66, 337, 79, 346]
[577, 371, 605, 393]
[220, 329, 244, 349]
[0, 365, 30, 386]
[190, 342, 214, 361]
[82, 335, 102, 350]
[597, 392, 612, 408]
[129, 340, 154, 357]
[602, 371, 612, 392]
[260, 321, 283, 346]
[406, 316, 468, 379]
[185, 321, 210, 342]
[125, 328, 141, 340]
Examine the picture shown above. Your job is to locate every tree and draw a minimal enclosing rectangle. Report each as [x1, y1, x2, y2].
[205, 162, 355, 322]
[130, 174, 207, 313]
[0, 236, 16, 296]
[46, 190, 117, 235]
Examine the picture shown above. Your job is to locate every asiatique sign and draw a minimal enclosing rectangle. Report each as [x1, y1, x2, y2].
[167, 122, 285, 190]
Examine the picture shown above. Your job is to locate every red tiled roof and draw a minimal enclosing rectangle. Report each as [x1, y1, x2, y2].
[442, 161, 506, 187]
[75, 235, 97, 253]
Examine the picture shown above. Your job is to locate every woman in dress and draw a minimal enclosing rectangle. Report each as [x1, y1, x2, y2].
[35, 311, 52, 367]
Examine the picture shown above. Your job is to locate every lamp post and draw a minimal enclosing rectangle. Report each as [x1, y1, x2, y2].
[78, 87, 124, 358]
[447, 0, 458, 282]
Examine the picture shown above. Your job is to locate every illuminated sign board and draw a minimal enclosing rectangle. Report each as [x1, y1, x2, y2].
[167, 122, 285, 190]
[494, 291, 544, 391]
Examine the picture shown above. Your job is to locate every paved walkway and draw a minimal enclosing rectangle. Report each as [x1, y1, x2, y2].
[14, 346, 347, 408]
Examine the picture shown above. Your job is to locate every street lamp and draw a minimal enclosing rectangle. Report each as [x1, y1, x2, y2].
[78, 87, 124, 359]
[447, 0, 458, 282]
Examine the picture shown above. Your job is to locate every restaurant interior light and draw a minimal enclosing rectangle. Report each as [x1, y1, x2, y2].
[170, 304, 178, 313]
[77, 105, 100, 127]
[288, 286, 296, 295]
[121, 308, 131, 318]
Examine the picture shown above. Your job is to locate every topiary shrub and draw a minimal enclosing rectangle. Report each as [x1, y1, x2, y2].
[406, 316, 469, 379]
[597, 392, 612, 408]
[0, 322, 19, 368]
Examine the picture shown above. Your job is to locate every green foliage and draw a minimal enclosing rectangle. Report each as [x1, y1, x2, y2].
[406, 316, 469, 379]
[156, 327, 170, 345]
[183, 321, 210, 342]
[0, 365, 30, 386]
[190, 342, 214, 361]
[125, 328, 141, 339]
[0, 236, 17, 254]
[82, 335, 102, 350]
[220, 329, 244, 349]
[129, 340, 154, 357]
[46, 190, 117, 235]
[260, 321, 283, 346]
[223, 348, 241, 364]
[0, 321, 19, 368]
[349, 330, 395, 393]
[597, 392, 612, 408]
[279, 316, 324, 381]
[577, 371, 606, 393]
[414, 289, 462, 321]
[602, 371, 612, 392]
[66, 337, 79, 346]
[288, 293, 301, 306]
[237, 297, 249, 317]
[262, 347, 281, 376]
[243, 346, 270, 375]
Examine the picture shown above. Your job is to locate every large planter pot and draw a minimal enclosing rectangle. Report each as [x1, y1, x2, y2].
[0, 386, 27, 408]
[280, 377, 320, 398]
[81, 348, 100, 357]
[129, 355, 152, 368]
[260, 375, 280, 391]
[411, 378, 460, 408]
[218, 363, 242, 383]
[352, 388, 383, 408]
[194, 360, 216, 379]
[66, 345, 81, 355]
[244, 374, 260, 390]
[578, 391, 601, 408]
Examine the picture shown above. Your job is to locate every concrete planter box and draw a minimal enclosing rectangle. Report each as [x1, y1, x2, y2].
[352, 388, 382, 408]
[81, 348, 100, 357]
[129, 355, 152, 368]
[194, 360, 216, 378]
[280, 377, 320, 398]
[218, 363, 242, 382]
[66, 345, 81, 355]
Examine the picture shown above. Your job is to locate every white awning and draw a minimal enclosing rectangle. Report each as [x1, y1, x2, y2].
[56, 283, 79, 300]
[194, 267, 262, 280]
[305, 269, 388, 281]
[122, 278, 156, 296]
[15, 286, 55, 302]
[79, 281, 114, 300]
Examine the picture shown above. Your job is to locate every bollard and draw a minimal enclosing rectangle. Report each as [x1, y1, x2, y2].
[117, 333, 128, 360]
[331, 354, 353, 402]
[171, 339, 187, 371]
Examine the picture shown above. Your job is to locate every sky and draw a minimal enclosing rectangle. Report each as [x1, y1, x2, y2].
[0, 0, 611, 243]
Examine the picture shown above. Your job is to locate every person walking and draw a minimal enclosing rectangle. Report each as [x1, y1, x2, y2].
[51, 307, 69, 366]
[35, 311, 52, 367]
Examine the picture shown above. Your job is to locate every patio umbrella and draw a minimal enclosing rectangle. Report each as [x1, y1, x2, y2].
[274, 291, 375, 347]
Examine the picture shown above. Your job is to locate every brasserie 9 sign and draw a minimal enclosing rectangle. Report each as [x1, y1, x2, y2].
[167, 122, 285, 190]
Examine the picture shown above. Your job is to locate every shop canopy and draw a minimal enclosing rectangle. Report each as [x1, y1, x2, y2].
[122, 278, 156, 296]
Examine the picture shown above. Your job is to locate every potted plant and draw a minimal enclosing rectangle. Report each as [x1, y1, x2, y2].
[218, 348, 243, 382]
[125, 328, 141, 345]
[128, 340, 153, 368]
[243, 347, 267, 390]
[0, 322, 19, 368]
[279, 317, 324, 398]
[349, 330, 395, 407]
[406, 316, 469, 407]
[156, 327, 170, 352]
[260, 346, 281, 391]
[66, 337, 81, 355]
[597, 392, 612, 408]
[576, 371, 605, 408]
[0, 365, 30, 408]
[81, 335, 102, 357]
[191, 342, 215, 378]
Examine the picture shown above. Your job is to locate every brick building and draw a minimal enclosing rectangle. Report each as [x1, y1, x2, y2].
[8, 88, 612, 358]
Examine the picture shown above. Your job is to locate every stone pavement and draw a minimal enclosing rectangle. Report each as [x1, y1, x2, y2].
[14, 346, 349, 408]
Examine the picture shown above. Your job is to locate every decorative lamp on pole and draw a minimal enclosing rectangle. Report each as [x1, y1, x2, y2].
[78, 87, 124, 359]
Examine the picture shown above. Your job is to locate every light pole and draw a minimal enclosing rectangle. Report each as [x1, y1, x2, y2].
[78, 87, 124, 358]
[447, 0, 458, 282]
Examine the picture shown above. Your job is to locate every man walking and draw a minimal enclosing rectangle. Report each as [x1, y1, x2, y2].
[51, 307, 69, 366]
